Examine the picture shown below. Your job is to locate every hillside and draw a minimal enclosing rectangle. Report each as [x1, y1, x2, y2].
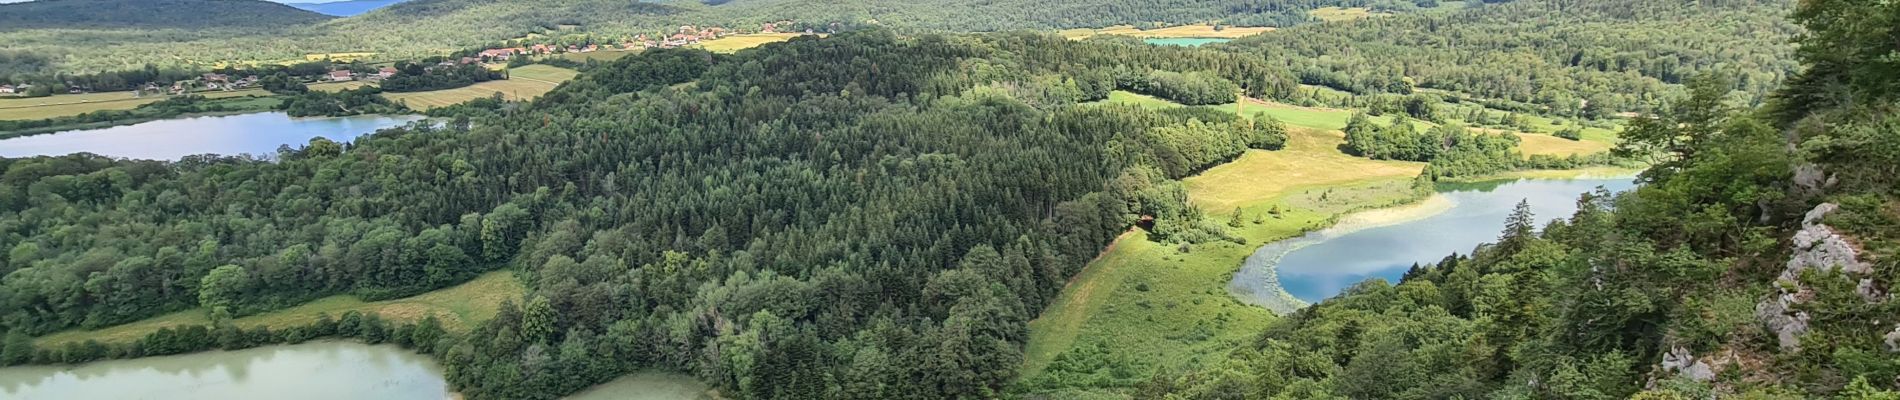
[287, 0, 408, 16]
[0, 0, 333, 30]
[1143, 1, 1900, 398]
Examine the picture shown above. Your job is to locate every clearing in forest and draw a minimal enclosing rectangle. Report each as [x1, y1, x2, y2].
[383, 64, 579, 110]
[35, 271, 526, 347]
[1021, 93, 1426, 394]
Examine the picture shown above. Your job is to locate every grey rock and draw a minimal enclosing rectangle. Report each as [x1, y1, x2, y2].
[1756, 293, 1810, 351]
[1887, 325, 1900, 353]
[1660, 346, 1716, 381]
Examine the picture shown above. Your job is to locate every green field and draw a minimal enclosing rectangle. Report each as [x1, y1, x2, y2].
[699, 33, 802, 53]
[1019, 111, 1428, 394]
[0, 89, 268, 121]
[383, 64, 579, 110]
[36, 271, 525, 347]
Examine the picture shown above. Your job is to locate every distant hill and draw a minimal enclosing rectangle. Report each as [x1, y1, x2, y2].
[287, 0, 407, 17]
[0, 0, 332, 30]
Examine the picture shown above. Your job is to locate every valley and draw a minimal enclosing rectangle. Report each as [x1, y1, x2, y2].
[3, 0, 1898, 399]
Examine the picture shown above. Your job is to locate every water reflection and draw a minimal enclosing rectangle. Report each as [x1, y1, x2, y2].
[0, 112, 423, 160]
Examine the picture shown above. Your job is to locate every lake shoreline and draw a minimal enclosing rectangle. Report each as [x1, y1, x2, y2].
[1228, 169, 1640, 312]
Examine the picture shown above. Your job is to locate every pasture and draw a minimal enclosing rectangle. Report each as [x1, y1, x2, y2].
[0, 89, 269, 121]
[382, 64, 579, 110]
[36, 271, 525, 347]
[1020, 120, 1427, 393]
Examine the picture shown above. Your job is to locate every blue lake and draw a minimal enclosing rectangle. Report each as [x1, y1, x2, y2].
[1230, 177, 1637, 311]
[0, 112, 423, 160]
[1143, 38, 1232, 47]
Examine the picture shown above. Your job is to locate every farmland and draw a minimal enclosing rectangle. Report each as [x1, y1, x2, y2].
[382, 64, 579, 110]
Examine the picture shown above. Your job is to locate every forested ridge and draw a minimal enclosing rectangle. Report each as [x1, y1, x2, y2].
[0, 0, 332, 31]
[1146, 0, 1900, 398]
[0, 32, 1292, 399]
[1219, 0, 1799, 119]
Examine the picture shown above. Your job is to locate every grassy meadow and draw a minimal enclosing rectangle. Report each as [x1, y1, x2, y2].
[1021, 92, 1430, 393]
[383, 64, 579, 110]
[0, 89, 269, 121]
[36, 271, 525, 347]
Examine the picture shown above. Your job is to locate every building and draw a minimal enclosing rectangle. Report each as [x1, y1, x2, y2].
[479, 48, 517, 60]
[330, 70, 354, 82]
[378, 67, 399, 79]
[0, 85, 14, 94]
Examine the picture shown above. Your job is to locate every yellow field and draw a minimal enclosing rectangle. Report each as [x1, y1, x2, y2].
[0, 89, 269, 121]
[36, 271, 525, 347]
[309, 80, 371, 93]
[1068, 24, 1275, 40]
[1514, 132, 1613, 157]
[1188, 127, 1426, 211]
[1310, 7, 1379, 22]
[382, 64, 579, 110]
[699, 33, 802, 53]
[305, 52, 379, 62]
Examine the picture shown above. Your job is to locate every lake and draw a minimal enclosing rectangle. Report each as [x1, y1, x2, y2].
[0, 112, 423, 160]
[1229, 177, 1637, 312]
[0, 341, 449, 400]
[1144, 38, 1232, 47]
[0, 341, 715, 400]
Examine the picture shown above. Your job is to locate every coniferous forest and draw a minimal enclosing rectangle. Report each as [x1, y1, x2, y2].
[1, 0, 1898, 399]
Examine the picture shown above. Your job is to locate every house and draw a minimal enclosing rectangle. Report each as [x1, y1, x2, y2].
[202, 73, 229, 83]
[565, 45, 581, 53]
[233, 76, 259, 88]
[378, 67, 399, 79]
[0, 85, 14, 94]
[531, 44, 553, 54]
[460, 57, 481, 65]
[330, 70, 354, 82]
[479, 48, 517, 60]
[581, 44, 598, 53]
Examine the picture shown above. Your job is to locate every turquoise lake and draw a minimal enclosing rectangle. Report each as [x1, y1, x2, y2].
[0, 112, 423, 160]
[1230, 177, 1638, 310]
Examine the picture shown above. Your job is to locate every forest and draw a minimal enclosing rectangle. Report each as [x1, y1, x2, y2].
[1217, 0, 1800, 118]
[1143, 0, 1900, 398]
[3, 0, 1896, 398]
[0, 31, 1290, 399]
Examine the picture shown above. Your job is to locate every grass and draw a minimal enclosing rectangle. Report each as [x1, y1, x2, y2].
[0, 89, 267, 121]
[1067, 24, 1275, 40]
[36, 271, 525, 347]
[699, 33, 802, 53]
[309, 80, 372, 93]
[1019, 120, 1425, 391]
[382, 64, 578, 110]
[1310, 7, 1379, 22]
